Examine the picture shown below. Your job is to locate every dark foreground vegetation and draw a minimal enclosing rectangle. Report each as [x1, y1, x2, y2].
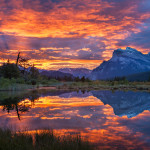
[0, 129, 93, 150]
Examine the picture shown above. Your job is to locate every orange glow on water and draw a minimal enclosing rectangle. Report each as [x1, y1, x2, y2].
[0, 93, 150, 149]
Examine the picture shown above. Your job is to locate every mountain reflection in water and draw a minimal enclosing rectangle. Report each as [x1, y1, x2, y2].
[0, 90, 150, 149]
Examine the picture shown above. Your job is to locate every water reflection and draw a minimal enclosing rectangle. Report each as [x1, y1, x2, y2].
[0, 90, 150, 149]
[92, 90, 150, 118]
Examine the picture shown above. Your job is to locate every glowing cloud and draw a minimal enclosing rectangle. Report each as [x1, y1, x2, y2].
[0, 0, 150, 69]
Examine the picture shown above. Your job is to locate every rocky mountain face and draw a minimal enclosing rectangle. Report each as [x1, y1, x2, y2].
[59, 68, 91, 78]
[91, 47, 150, 80]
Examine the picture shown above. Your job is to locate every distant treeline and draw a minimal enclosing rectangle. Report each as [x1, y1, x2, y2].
[0, 53, 91, 85]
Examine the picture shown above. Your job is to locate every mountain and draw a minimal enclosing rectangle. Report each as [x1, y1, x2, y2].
[40, 70, 74, 79]
[91, 47, 150, 80]
[59, 68, 91, 78]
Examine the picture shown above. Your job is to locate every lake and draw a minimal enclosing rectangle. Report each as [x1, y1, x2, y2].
[0, 90, 150, 149]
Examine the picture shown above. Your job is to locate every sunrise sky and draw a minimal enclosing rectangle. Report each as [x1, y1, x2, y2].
[0, 0, 150, 70]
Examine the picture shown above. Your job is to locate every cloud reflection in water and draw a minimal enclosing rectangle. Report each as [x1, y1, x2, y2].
[0, 90, 150, 149]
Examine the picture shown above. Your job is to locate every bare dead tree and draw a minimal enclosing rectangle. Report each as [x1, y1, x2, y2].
[16, 52, 21, 66]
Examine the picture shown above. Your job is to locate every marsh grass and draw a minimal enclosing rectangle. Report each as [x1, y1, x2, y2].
[0, 77, 61, 91]
[0, 129, 93, 150]
[1, 76, 150, 92]
[58, 81, 150, 91]
[0, 77, 35, 91]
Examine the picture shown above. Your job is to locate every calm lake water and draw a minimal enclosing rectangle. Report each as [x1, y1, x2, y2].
[0, 90, 150, 149]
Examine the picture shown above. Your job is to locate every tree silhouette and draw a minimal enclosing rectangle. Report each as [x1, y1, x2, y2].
[75, 77, 80, 82]
[81, 76, 85, 82]
[0, 61, 20, 79]
[16, 52, 21, 66]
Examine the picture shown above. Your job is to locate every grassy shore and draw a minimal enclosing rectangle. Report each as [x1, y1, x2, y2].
[1, 77, 150, 92]
[0, 77, 62, 91]
[0, 129, 93, 150]
[57, 81, 150, 91]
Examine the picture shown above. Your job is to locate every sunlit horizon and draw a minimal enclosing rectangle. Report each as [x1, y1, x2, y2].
[0, 0, 150, 70]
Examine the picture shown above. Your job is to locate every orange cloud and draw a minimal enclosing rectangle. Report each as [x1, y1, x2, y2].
[0, 0, 150, 69]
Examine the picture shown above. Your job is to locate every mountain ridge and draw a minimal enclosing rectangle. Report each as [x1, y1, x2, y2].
[59, 68, 91, 78]
[91, 47, 150, 80]
[18, 47, 150, 81]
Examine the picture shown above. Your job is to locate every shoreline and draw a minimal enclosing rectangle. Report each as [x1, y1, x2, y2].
[56, 82, 150, 92]
[1, 81, 150, 92]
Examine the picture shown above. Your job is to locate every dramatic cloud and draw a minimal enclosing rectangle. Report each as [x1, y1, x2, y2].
[0, 0, 149, 69]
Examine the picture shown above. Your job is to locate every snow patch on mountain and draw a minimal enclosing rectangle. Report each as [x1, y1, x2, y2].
[91, 47, 150, 80]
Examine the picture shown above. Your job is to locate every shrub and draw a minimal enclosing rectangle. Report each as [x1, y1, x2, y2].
[49, 79, 58, 82]
[16, 78, 25, 84]
[31, 79, 37, 85]
[0, 77, 11, 87]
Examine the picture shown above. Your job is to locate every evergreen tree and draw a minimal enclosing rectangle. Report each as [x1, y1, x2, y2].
[30, 65, 39, 79]
[0, 62, 20, 79]
[75, 76, 80, 82]
[85, 77, 90, 82]
[81, 76, 85, 82]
